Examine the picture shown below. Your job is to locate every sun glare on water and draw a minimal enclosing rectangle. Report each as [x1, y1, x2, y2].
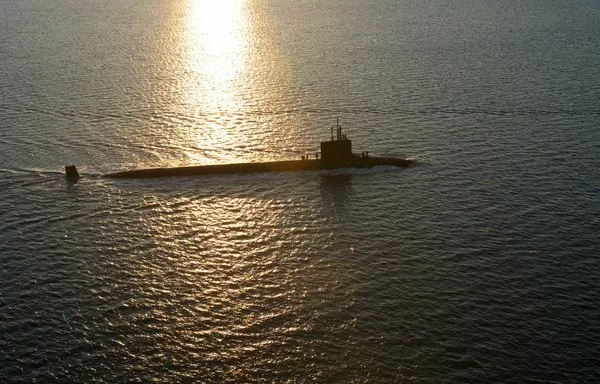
[182, 0, 249, 163]
[184, 0, 247, 100]
[175, 0, 291, 166]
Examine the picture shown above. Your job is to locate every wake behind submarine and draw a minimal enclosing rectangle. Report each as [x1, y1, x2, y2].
[65, 120, 415, 180]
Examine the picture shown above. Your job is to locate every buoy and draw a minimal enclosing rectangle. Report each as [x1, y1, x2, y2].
[65, 165, 79, 181]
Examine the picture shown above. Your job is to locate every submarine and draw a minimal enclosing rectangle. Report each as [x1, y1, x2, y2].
[65, 120, 414, 180]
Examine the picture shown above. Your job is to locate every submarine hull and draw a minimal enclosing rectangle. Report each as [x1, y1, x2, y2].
[102, 156, 414, 179]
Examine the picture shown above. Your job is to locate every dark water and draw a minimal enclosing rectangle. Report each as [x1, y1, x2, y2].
[1, 0, 599, 382]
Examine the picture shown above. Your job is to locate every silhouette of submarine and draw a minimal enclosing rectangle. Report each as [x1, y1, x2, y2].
[65, 120, 414, 180]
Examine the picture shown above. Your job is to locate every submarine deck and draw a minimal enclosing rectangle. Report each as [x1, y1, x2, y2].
[102, 156, 414, 179]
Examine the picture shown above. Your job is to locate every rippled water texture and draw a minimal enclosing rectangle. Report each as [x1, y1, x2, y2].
[1, 0, 599, 382]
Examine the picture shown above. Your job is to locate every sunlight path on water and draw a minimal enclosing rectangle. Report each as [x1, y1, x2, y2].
[180, 0, 250, 164]
[175, 0, 307, 167]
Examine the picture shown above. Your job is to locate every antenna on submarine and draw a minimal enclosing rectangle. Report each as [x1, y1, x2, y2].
[330, 117, 343, 141]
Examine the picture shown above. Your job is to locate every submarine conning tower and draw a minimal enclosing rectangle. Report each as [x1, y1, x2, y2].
[320, 118, 353, 166]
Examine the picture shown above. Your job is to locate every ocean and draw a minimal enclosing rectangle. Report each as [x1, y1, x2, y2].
[1, 0, 599, 382]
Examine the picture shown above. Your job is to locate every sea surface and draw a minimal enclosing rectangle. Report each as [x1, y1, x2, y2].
[1, 0, 599, 382]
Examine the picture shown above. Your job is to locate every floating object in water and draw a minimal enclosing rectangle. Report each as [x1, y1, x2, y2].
[65, 165, 79, 181]
[78, 119, 414, 179]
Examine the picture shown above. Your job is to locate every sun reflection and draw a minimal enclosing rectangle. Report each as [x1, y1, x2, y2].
[175, 0, 295, 166]
[183, 0, 247, 111]
[179, 0, 250, 165]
